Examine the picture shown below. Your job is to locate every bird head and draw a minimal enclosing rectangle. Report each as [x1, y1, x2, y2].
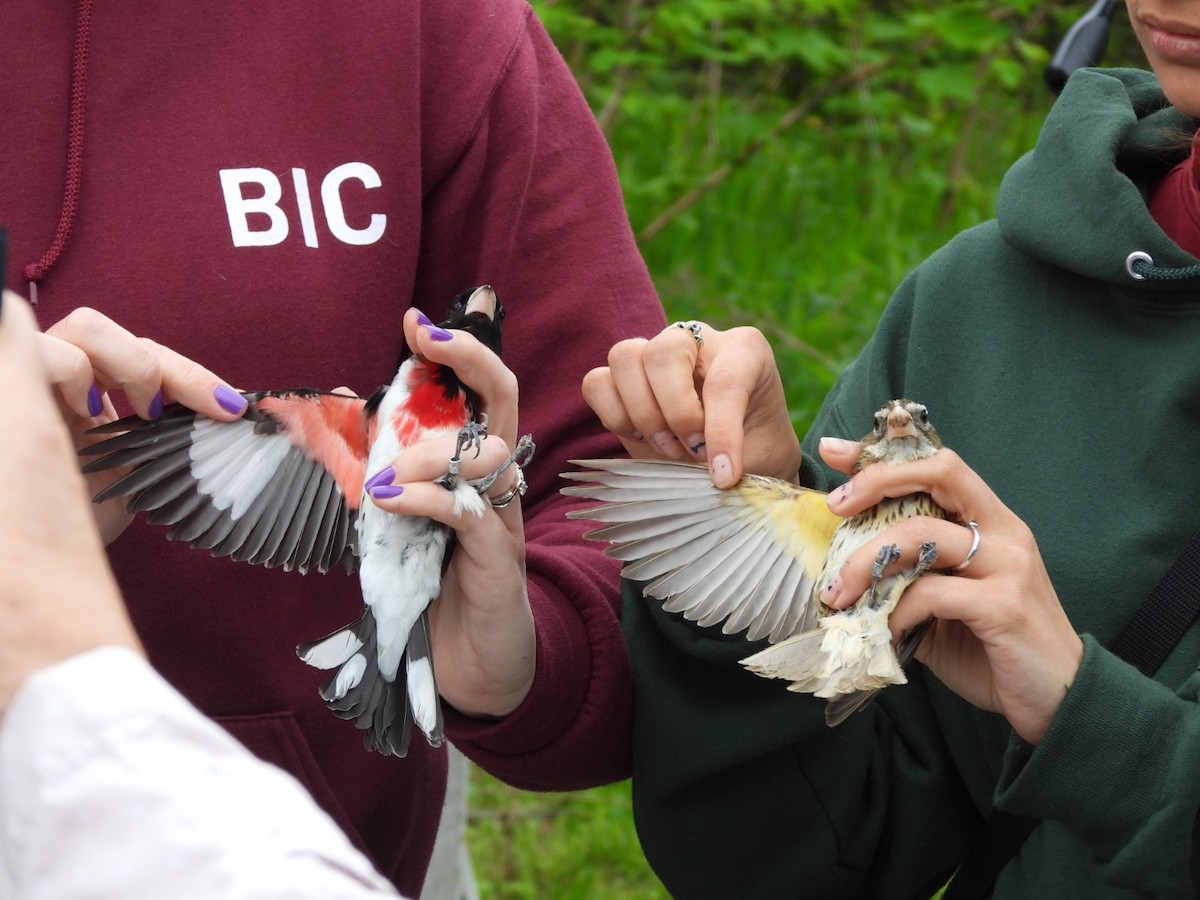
[441, 285, 506, 356]
[855, 399, 943, 470]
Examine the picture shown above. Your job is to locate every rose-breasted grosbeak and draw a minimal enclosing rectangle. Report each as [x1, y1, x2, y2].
[81, 285, 532, 755]
[562, 399, 946, 725]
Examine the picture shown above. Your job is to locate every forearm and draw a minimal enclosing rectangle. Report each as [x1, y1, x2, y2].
[446, 527, 633, 788]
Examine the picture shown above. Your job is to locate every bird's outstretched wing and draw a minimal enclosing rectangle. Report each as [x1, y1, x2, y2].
[562, 458, 841, 643]
[80, 389, 370, 574]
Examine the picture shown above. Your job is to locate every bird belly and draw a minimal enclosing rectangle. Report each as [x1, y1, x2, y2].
[357, 508, 449, 680]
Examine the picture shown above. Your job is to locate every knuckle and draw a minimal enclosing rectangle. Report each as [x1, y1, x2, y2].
[606, 338, 647, 368]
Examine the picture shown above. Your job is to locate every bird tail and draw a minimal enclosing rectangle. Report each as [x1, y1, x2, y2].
[741, 610, 906, 718]
[297, 609, 413, 756]
[405, 610, 444, 748]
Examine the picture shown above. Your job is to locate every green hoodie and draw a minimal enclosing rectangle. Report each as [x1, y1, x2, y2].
[624, 68, 1200, 899]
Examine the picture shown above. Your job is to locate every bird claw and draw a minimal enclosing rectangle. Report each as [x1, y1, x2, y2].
[439, 416, 490, 491]
[470, 434, 536, 495]
[865, 543, 902, 609]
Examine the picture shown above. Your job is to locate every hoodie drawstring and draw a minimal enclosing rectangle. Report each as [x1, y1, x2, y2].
[1126, 250, 1200, 282]
[23, 0, 94, 305]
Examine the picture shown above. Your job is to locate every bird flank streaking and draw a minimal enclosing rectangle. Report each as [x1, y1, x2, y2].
[562, 399, 947, 725]
[80, 285, 534, 755]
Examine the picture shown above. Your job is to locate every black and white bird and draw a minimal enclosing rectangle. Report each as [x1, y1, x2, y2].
[81, 285, 532, 754]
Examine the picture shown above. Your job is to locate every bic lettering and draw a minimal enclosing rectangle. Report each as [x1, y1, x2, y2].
[219, 163, 387, 248]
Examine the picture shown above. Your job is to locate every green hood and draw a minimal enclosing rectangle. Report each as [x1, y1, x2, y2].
[998, 67, 1200, 288]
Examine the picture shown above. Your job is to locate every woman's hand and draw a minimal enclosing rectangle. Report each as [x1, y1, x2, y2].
[818, 437, 1083, 744]
[364, 308, 534, 719]
[0, 293, 143, 711]
[36, 307, 249, 544]
[582, 322, 801, 486]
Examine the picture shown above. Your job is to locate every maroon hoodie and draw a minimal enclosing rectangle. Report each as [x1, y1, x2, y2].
[0, 0, 664, 893]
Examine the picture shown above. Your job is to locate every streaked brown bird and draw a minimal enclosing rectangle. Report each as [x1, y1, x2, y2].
[562, 398, 948, 725]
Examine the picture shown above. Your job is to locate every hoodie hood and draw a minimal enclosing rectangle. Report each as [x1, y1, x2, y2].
[998, 67, 1200, 290]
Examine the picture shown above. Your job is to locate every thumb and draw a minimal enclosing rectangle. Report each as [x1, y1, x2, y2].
[818, 436, 861, 475]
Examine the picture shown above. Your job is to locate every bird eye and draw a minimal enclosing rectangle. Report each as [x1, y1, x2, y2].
[915, 405, 929, 425]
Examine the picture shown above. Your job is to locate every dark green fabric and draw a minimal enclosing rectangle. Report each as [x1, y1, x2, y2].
[625, 68, 1200, 898]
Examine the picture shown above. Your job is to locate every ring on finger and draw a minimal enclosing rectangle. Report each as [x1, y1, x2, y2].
[954, 520, 981, 572]
[489, 465, 527, 509]
[669, 321, 703, 348]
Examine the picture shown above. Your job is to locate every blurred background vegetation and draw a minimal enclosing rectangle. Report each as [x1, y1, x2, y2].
[467, 1, 1144, 896]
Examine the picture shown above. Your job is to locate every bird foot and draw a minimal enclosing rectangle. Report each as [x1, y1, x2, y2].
[469, 434, 536, 495]
[865, 543, 902, 609]
[439, 416, 489, 491]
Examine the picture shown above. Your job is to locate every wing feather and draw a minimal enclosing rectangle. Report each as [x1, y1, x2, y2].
[81, 390, 368, 574]
[563, 459, 840, 643]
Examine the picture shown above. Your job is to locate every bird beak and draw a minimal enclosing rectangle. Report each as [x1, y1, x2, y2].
[465, 285, 497, 321]
[886, 405, 916, 440]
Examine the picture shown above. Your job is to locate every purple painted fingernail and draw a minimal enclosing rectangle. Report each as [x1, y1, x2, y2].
[87, 383, 104, 417]
[213, 385, 248, 415]
[149, 390, 164, 420]
[415, 309, 433, 327]
[425, 325, 454, 342]
[364, 466, 396, 493]
[370, 484, 405, 500]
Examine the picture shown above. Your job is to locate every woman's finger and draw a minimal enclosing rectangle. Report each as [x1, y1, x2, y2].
[44, 307, 246, 421]
[642, 324, 709, 460]
[826, 448, 1004, 526]
[823, 516, 988, 611]
[605, 337, 685, 458]
[403, 308, 519, 445]
[36, 332, 109, 420]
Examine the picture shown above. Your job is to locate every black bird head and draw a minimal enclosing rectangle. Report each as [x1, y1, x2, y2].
[441, 285, 506, 357]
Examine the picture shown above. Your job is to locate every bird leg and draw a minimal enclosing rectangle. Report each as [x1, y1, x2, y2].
[864, 543, 902, 610]
[439, 416, 489, 491]
[913, 540, 938, 575]
[469, 434, 536, 495]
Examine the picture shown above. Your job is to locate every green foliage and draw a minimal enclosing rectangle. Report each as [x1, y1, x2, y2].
[467, 1, 1150, 895]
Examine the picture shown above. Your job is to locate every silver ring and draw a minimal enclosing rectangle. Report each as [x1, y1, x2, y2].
[954, 521, 981, 572]
[671, 321, 704, 347]
[489, 465, 527, 508]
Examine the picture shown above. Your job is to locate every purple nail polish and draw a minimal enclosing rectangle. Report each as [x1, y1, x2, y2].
[214, 385, 248, 415]
[370, 484, 405, 500]
[364, 466, 396, 493]
[149, 390, 164, 420]
[87, 383, 104, 417]
[414, 309, 433, 327]
[426, 325, 454, 342]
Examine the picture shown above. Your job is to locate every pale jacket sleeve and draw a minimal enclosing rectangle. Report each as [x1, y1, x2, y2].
[0, 646, 403, 900]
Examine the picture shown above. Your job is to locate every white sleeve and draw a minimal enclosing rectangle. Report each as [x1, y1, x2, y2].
[0, 646, 405, 900]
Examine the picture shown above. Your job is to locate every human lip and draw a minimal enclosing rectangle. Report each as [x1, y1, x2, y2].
[1143, 15, 1200, 63]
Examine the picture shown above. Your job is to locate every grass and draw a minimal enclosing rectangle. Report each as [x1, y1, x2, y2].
[466, 37, 1066, 900]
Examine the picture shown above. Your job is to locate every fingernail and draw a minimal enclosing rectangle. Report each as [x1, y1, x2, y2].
[370, 484, 405, 500]
[823, 577, 844, 607]
[364, 465, 395, 493]
[213, 385, 248, 415]
[651, 431, 683, 459]
[711, 453, 734, 488]
[425, 324, 454, 342]
[414, 309, 433, 327]
[631, 431, 645, 443]
[829, 481, 851, 509]
[149, 390, 164, 420]
[686, 434, 707, 460]
[87, 383, 104, 417]
[820, 436, 857, 455]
